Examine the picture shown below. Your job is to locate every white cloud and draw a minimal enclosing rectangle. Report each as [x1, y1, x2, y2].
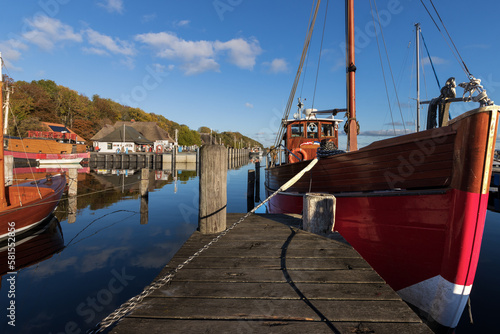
[119, 57, 135, 70]
[0, 39, 28, 71]
[422, 56, 447, 66]
[141, 14, 157, 23]
[360, 129, 415, 136]
[22, 16, 82, 51]
[265, 58, 288, 73]
[135, 32, 262, 75]
[176, 20, 190, 27]
[152, 63, 166, 72]
[82, 46, 109, 56]
[183, 58, 220, 75]
[85, 28, 135, 56]
[136, 32, 214, 60]
[214, 38, 262, 70]
[150, 63, 174, 73]
[98, 0, 124, 14]
[245, 102, 254, 108]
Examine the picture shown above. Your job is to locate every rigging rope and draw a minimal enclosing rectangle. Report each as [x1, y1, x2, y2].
[0, 70, 43, 200]
[372, 0, 407, 134]
[420, 30, 441, 89]
[311, 0, 329, 109]
[369, 0, 396, 135]
[418, 0, 471, 79]
[274, 0, 322, 148]
[87, 157, 319, 333]
[299, 0, 316, 99]
[428, 0, 472, 78]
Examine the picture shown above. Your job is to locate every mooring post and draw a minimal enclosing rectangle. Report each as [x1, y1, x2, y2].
[68, 168, 78, 197]
[199, 145, 227, 234]
[247, 169, 255, 212]
[140, 168, 149, 196]
[303, 193, 336, 234]
[173, 146, 177, 171]
[67, 168, 78, 224]
[254, 160, 260, 203]
[3, 155, 13, 186]
[140, 168, 149, 225]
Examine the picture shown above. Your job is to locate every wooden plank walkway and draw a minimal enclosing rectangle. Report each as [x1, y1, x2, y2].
[111, 213, 432, 334]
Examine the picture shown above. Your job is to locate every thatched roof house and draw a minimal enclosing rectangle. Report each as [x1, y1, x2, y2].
[92, 121, 174, 143]
[92, 121, 175, 153]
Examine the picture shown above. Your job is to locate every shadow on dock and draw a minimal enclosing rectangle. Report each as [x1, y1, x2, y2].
[110, 213, 432, 334]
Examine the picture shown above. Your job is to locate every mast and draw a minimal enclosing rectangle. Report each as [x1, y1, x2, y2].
[346, 0, 358, 151]
[0, 52, 6, 208]
[416, 23, 421, 132]
[3, 80, 9, 135]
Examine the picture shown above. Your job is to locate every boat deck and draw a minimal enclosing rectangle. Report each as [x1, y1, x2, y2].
[110, 213, 432, 334]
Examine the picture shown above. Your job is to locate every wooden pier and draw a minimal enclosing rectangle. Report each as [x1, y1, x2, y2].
[89, 148, 251, 170]
[111, 213, 431, 334]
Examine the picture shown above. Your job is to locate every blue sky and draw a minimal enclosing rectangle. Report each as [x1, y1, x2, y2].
[1, 0, 499, 148]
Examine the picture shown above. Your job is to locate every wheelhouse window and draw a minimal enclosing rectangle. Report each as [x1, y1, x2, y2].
[321, 123, 334, 137]
[307, 122, 318, 138]
[107, 143, 112, 150]
[290, 123, 304, 137]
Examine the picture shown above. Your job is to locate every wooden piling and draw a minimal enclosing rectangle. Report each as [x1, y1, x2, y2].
[199, 145, 227, 234]
[140, 168, 149, 225]
[303, 193, 336, 234]
[3, 155, 13, 186]
[68, 168, 78, 197]
[67, 168, 78, 224]
[254, 160, 260, 203]
[247, 169, 255, 212]
[140, 168, 149, 196]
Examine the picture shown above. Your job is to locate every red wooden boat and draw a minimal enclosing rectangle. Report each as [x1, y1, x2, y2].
[265, 1, 499, 331]
[0, 53, 66, 238]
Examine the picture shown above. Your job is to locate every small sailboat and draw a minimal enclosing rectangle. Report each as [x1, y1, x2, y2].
[0, 52, 66, 238]
[265, 1, 499, 331]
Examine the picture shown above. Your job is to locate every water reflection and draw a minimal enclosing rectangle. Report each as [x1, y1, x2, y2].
[488, 191, 500, 213]
[0, 215, 64, 277]
[0, 158, 261, 333]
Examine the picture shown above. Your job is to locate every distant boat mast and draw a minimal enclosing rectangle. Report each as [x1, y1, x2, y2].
[416, 22, 421, 132]
[0, 52, 6, 208]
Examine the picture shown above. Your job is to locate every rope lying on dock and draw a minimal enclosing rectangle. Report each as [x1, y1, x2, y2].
[87, 158, 319, 333]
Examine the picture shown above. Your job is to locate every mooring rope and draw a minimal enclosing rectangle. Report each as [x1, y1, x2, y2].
[87, 158, 319, 333]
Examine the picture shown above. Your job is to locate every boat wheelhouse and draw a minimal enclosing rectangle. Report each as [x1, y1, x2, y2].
[280, 107, 343, 163]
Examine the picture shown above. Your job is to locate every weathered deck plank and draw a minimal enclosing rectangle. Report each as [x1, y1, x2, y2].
[111, 214, 432, 333]
[113, 318, 433, 334]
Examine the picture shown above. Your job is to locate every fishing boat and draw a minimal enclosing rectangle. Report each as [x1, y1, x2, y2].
[265, 1, 499, 331]
[0, 53, 66, 238]
[4, 127, 89, 166]
[3, 79, 88, 166]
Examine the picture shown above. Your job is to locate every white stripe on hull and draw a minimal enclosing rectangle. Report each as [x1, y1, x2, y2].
[397, 275, 471, 328]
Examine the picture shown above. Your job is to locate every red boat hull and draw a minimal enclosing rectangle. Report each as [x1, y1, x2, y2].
[0, 174, 66, 238]
[265, 107, 499, 329]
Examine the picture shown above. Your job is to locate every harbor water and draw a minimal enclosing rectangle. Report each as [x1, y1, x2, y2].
[0, 159, 498, 333]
